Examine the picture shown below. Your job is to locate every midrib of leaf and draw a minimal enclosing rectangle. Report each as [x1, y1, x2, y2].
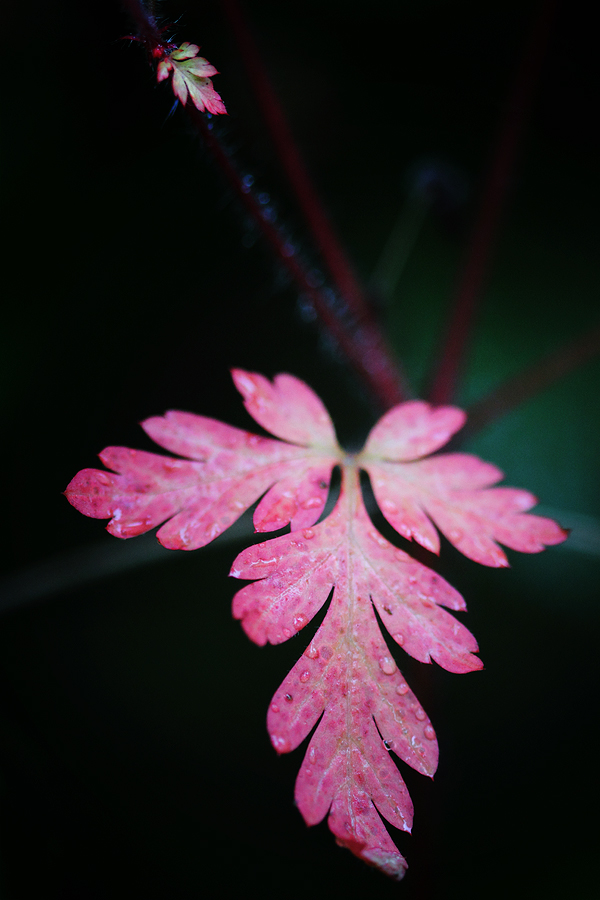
[327, 464, 412, 839]
[342, 465, 359, 817]
[340, 464, 373, 817]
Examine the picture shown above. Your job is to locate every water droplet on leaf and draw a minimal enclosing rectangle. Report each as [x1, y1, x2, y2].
[379, 656, 397, 675]
[272, 734, 289, 752]
[424, 724, 435, 740]
[302, 497, 322, 509]
[299, 670, 310, 683]
[253, 556, 278, 567]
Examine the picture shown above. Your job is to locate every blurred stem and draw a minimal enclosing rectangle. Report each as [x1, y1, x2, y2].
[370, 192, 430, 304]
[220, 0, 411, 408]
[190, 109, 404, 410]
[121, 0, 162, 48]
[458, 322, 600, 443]
[427, 0, 559, 406]
[120, 0, 410, 410]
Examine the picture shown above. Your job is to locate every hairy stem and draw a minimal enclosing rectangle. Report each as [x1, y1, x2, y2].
[122, 0, 409, 410]
[220, 0, 411, 407]
[190, 110, 406, 410]
[121, 0, 162, 48]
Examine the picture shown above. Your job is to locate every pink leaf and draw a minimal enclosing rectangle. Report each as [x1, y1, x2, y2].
[363, 451, 567, 566]
[170, 42, 201, 61]
[65, 371, 567, 876]
[231, 369, 338, 448]
[232, 467, 478, 872]
[65, 411, 337, 550]
[157, 41, 226, 115]
[362, 400, 466, 461]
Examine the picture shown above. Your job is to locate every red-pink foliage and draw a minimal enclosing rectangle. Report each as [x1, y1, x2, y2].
[157, 42, 227, 115]
[65, 370, 566, 878]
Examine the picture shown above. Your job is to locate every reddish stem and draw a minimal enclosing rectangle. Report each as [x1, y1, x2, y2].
[428, 0, 558, 406]
[457, 322, 600, 444]
[121, 0, 162, 50]
[189, 111, 403, 410]
[220, 0, 410, 408]
[122, 0, 409, 410]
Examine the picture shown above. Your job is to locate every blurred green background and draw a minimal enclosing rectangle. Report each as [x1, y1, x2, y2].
[1, 1, 599, 897]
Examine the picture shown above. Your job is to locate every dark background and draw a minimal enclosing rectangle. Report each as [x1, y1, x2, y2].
[1, 1, 599, 897]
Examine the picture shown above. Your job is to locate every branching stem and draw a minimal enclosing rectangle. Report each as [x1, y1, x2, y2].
[121, 0, 410, 410]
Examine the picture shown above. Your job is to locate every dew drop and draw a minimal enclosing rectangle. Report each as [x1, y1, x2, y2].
[396, 682, 409, 696]
[282, 627, 292, 639]
[284, 693, 293, 702]
[304, 643, 319, 659]
[382, 500, 398, 513]
[424, 724, 436, 740]
[302, 528, 315, 539]
[320, 646, 333, 661]
[270, 703, 279, 713]
[299, 670, 310, 683]
[415, 707, 427, 721]
[250, 555, 278, 567]
[272, 735, 289, 752]
[293, 613, 308, 631]
[302, 497, 322, 509]
[379, 656, 397, 676]
[308, 746, 317, 764]
[383, 740, 394, 751]
[393, 632, 405, 646]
